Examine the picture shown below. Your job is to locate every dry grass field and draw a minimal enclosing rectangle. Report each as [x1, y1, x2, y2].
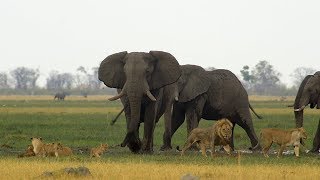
[1, 95, 320, 179]
[0, 158, 320, 179]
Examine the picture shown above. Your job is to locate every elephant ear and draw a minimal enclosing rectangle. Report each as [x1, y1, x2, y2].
[178, 65, 211, 102]
[294, 75, 312, 109]
[148, 51, 181, 90]
[98, 51, 127, 89]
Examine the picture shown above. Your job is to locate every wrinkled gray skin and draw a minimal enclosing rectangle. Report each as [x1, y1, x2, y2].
[293, 71, 320, 152]
[98, 51, 181, 153]
[54, 92, 67, 100]
[161, 65, 262, 151]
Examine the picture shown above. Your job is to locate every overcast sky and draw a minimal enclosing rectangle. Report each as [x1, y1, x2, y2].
[1, 0, 319, 87]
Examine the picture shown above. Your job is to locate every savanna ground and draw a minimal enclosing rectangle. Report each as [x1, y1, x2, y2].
[0, 95, 320, 179]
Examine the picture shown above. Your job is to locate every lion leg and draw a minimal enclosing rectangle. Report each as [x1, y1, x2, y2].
[223, 145, 231, 155]
[277, 145, 286, 158]
[262, 142, 272, 158]
[210, 143, 216, 157]
[181, 142, 193, 156]
[199, 143, 207, 157]
[95, 153, 101, 158]
[294, 145, 300, 157]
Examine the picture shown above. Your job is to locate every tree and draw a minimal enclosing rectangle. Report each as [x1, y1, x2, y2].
[0, 72, 9, 89]
[10, 67, 40, 89]
[240, 65, 255, 90]
[88, 67, 101, 89]
[291, 67, 316, 88]
[46, 71, 74, 90]
[251, 60, 281, 95]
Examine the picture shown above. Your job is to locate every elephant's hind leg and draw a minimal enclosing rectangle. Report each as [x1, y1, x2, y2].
[236, 109, 260, 151]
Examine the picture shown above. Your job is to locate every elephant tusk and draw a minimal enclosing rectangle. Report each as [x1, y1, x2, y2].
[108, 91, 125, 101]
[146, 90, 156, 101]
[294, 105, 306, 112]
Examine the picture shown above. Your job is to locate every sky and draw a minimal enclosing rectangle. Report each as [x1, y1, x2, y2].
[0, 0, 320, 87]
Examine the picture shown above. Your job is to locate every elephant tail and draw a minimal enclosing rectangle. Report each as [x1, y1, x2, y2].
[249, 103, 263, 119]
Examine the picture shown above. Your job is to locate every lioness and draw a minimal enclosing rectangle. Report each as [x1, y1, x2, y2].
[53, 143, 73, 157]
[17, 145, 35, 158]
[90, 144, 108, 158]
[179, 118, 233, 157]
[31, 137, 55, 157]
[260, 127, 307, 157]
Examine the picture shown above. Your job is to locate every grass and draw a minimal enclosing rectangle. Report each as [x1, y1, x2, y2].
[0, 95, 320, 179]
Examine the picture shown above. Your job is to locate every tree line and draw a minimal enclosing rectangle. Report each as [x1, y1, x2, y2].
[0, 61, 317, 96]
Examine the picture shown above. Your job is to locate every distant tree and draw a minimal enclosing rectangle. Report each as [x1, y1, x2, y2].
[250, 60, 281, 94]
[88, 67, 101, 89]
[0, 72, 9, 89]
[240, 65, 254, 84]
[46, 71, 73, 90]
[10, 67, 40, 89]
[74, 66, 89, 89]
[291, 67, 317, 88]
[74, 66, 102, 91]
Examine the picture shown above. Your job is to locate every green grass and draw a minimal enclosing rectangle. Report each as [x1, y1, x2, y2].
[1, 98, 320, 166]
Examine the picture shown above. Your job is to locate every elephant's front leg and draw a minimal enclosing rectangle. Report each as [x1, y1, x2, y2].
[142, 102, 158, 153]
[311, 119, 320, 153]
[161, 104, 174, 150]
[161, 103, 186, 151]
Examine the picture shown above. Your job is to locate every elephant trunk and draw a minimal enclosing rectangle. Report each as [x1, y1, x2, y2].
[120, 92, 142, 150]
[294, 111, 304, 128]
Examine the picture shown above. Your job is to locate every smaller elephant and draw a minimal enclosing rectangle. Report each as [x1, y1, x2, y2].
[294, 71, 320, 152]
[54, 92, 67, 100]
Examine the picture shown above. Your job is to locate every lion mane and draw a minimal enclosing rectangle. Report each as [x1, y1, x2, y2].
[260, 127, 307, 157]
[178, 118, 233, 157]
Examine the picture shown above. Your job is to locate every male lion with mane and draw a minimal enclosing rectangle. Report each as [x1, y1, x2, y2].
[178, 118, 233, 157]
[260, 127, 307, 157]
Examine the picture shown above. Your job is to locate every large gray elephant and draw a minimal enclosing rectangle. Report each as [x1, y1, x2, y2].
[98, 51, 181, 153]
[293, 71, 320, 152]
[161, 65, 262, 151]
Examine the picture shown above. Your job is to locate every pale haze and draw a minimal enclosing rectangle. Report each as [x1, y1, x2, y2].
[1, 0, 319, 87]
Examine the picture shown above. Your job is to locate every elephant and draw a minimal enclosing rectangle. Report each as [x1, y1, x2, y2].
[293, 71, 320, 152]
[98, 51, 181, 153]
[54, 92, 67, 100]
[161, 65, 262, 151]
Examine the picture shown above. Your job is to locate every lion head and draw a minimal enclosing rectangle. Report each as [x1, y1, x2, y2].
[100, 143, 108, 151]
[31, 137, 43, 154]
[215, 118, 233, 140]
[298, 127, 307, 140]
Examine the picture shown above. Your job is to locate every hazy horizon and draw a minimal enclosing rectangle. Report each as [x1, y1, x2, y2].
[1, 0, 320, 87]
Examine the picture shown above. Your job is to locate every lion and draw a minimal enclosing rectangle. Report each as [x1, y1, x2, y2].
[53, 143, 73, 157]
[178, 118, 233, 157]
[260, 127, 307, 157]
[17, 145, 35, 158]
[31, 137, 55, 157]
[90, 144, 108, 158]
